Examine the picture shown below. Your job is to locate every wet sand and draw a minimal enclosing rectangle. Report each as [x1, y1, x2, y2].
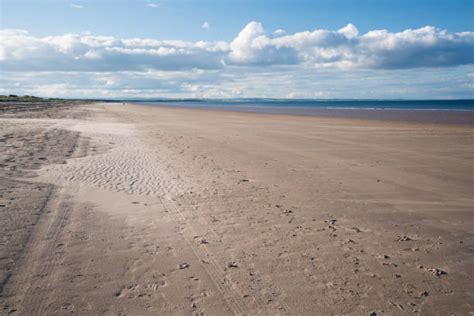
[137, 103, 474, 125]
[1, 102, 473, 314]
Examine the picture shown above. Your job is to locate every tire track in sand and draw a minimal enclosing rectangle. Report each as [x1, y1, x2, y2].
[11, 188, 74, 315]
[40, 122, 254, 315]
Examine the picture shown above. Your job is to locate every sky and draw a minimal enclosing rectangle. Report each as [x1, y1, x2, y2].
[1, 0, 473, 99]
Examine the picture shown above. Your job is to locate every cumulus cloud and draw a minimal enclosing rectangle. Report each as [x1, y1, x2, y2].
[0, 29, 229, 71]
[1, 22, 473, 98]
[146, 3, 159, 8]
[202, 21, 210, 31]
[1, 22, 472, 73]
[228, 21, 298, 65]
[228, 22, 474, 69]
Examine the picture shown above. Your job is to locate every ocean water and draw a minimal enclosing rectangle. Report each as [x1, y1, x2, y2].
[132, 99, 474, 110]
[131, 99, 474, 124]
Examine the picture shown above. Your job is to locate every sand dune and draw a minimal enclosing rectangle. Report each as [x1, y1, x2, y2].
[1, 102, 473, 315]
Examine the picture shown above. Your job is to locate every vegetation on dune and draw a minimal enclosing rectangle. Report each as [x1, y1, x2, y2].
[0, 95, 49, 102]
[0, 95, 101, 103]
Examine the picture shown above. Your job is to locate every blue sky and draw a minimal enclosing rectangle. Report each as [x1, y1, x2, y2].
[1, 0, 473, 99]
[2, 0, 473, 39]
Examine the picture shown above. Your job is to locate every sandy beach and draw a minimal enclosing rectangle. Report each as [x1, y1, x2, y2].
[1, 102, 473, 315]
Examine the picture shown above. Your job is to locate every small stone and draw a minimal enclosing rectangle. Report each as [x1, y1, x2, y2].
[396, 235, 413, 241]
[178, 262, 190, 270]
[427, 267, 447, 277]
[370, 311, 378, 316]
[227, 261, 239, 268]
[420, 291, 429, 297]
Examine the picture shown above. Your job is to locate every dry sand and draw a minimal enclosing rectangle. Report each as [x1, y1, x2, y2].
[0, 102, 473, 315]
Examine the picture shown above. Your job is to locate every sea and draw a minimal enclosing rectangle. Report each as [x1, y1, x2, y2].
[129, 99, 474, 124]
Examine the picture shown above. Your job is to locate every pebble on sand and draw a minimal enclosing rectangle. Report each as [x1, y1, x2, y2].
[418, 265, 447, 277]
[178, 262, 190, 270]
[227, 261, 239, 268]
[396, 235, 413, 241]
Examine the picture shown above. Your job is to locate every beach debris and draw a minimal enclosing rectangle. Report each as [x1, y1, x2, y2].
[418, 265, 447, 277]
[427, 267, 447, 277]
[191, 302, 197, 309]
[227, 261, 239, 268]
[283, 209, 293, 214]
[238, 179, 249, 183]
[326, 219, 337, 225]
[369, 311, 378, 316]
[178, 262, 190, 270]
[351, 227, 362, 233]
[396, 235, 413, 242]
[199, 239, 209, 244]
[390, 302, 405, 311]
[420, 291, 429, 297]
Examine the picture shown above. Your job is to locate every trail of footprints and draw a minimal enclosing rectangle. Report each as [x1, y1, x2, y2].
[42, 125, 454, 314]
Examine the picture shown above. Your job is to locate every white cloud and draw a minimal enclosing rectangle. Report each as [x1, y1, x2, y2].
[202, 21, 210, 31]
[273, 29, 287, 37]
[338, 23, 358, 39]
[228, 21, 297, 65]
[1, 65, 473, 99]
[146, 3, 159, 8]
[70, 3, 84, 9]
[0, 29, 229, 71]
[1, 22, 472, 72]
[1, 22, 473, 98]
